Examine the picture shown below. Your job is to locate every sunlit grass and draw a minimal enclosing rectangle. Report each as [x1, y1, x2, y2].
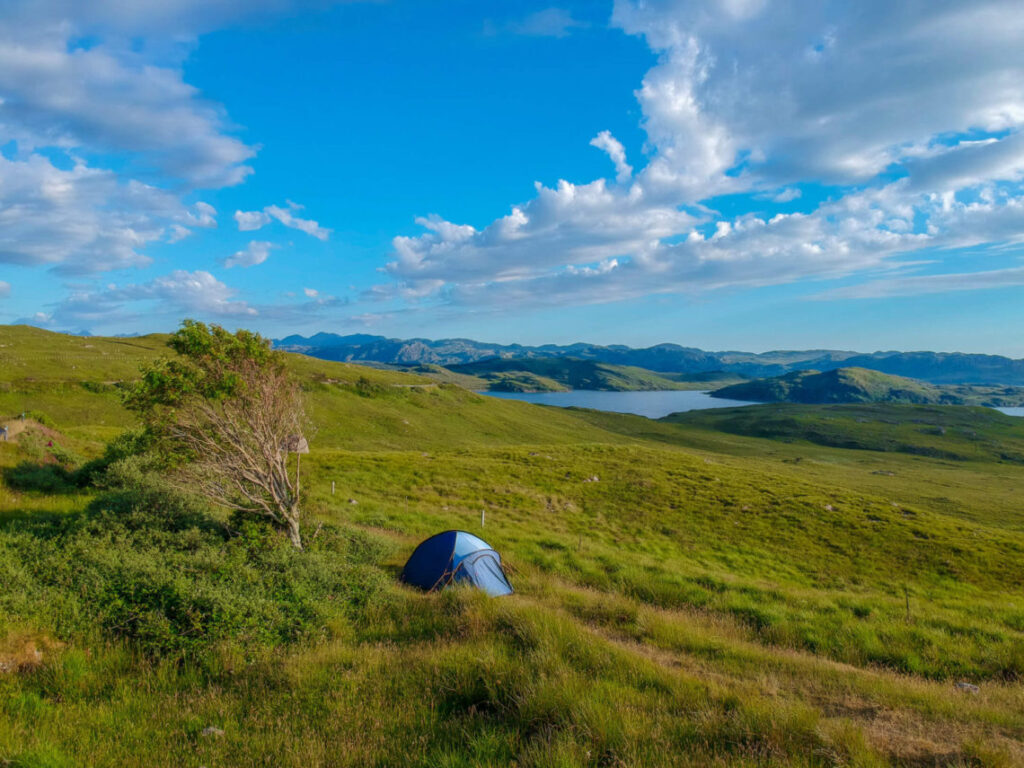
[0, 331, 1022, 766]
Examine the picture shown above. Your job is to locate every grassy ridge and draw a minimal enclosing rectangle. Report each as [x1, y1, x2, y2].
[0, 327, 1023, 766]
[665, 403, 1024, 463]
[443, 356, 740, 392]
[713, 367, 1024, 406]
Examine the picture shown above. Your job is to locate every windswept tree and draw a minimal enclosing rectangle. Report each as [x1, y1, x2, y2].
[126, 320, 309, 548]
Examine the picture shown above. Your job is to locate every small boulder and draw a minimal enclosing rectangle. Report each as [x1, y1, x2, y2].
[348, 498, 358, 505]
[955, 681, 980, 695]
[201, 726, 225, 738]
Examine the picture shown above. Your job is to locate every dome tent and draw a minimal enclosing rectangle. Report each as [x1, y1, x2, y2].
[401, 530, 513, 596]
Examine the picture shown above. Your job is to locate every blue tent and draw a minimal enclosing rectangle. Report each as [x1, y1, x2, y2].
[401, 530, 513, 596]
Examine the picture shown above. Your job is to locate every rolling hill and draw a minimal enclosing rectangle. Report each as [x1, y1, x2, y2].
[1, 325, 1023, 766]
[440, 357, 741, 392]
[711, 367, 1024, 406]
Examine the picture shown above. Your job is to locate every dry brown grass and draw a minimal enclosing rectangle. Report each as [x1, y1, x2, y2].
[0, 630, 63, 676]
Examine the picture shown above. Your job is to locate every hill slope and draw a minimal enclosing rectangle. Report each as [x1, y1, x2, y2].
[1, 327, 1023, 766]
[712, 366, 1024, 406]
[444, 357, 735, 392]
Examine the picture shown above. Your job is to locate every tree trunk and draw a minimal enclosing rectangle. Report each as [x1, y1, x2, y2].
[286, 511, 302, 550]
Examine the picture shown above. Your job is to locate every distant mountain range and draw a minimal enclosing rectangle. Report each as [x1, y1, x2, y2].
[274, 333, 1024, 386]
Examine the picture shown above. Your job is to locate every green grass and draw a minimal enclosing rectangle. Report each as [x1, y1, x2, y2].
[443, 356, 736, 392]
[0, 327, 1022, 766]
[713, 367, 1024, 407]
[663, 403, 1024, 463]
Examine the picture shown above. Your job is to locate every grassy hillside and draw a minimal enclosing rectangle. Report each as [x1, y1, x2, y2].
[0, 325, 168, 383]
[445, 356, 740, 392]
[713, 367, 1024, 406]
[663, 403, 1024, 463]
[1, 327, 1023, 766]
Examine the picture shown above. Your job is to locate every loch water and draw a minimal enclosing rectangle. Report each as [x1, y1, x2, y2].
[480, 389, 1024, 420]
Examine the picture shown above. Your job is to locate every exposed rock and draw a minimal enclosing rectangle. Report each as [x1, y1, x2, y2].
[583, 475, 599, 483]
[955, 681, 980, 694]
[201, 726, 225, 738]
[348, 498, 358, 505]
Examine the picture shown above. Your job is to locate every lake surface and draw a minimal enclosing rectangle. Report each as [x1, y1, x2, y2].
[479, 389, 759, 419]
[481, 389, 1024, 420]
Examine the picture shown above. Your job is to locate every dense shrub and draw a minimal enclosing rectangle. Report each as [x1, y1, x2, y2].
[3, 462, 77, 494]
[0, 463, 392, 659]
[74, 429, 153, 488]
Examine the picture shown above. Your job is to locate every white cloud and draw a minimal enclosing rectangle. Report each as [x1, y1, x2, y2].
[613, 0, 1024, 197]
[817, 265, 1024, 300]
[770, 188, 801, 203]
[0, 1, 277, 274]
[47, 269, 257, 327]
[0, 281, 10, 298]
[0, 25, 255, 188]
[224, 240, 275, 268]
[385, 179, 693, 296]
[507, 8, 587, 38]
[234, 201, 330, 240]
[589, 131, 633, 184]
[7, 1, 357, 39]
[378, 0, 1024, 313]
[0, 153, 217, 273]
[235, 210, 271, 230]
[32, 264, 350, 332]
[303, 287, 318, 297]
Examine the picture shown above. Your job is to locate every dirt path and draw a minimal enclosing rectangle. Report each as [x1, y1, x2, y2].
[1, 419, 28, 440]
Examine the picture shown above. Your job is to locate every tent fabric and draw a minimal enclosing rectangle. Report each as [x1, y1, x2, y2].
[401, 530, 513, 596]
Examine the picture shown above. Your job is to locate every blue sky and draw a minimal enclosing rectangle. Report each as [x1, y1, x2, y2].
[2, 1, 1024, 355]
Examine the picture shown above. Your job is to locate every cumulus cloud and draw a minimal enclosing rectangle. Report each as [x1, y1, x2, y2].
[303, 287, 319, 297]
[224, 240, 275, 268]
[47, 269, 257, 328]
[589, 131, 633, 184]
[35, 267, 353, 332]
[0, 24, 255, 189]
[613, 0, 1024, 197]
[234, 201, 330, 240]
[377, 0, 1024, 312]
[386, 179, 693, 296]
[0, 153, 217, 273]
[0, 1, 275, 274]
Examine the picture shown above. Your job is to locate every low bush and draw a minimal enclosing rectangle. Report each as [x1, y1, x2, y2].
[3, 462, 77, 494]
[0, 463, 390, 660]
